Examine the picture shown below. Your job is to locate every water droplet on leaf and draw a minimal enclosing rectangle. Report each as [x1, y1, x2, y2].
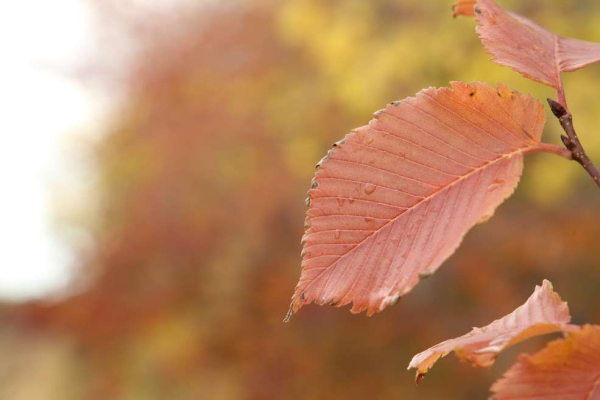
[488, 179, 505, 191]
[364, 183, 377, 195]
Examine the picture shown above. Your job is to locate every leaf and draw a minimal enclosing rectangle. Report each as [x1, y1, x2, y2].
[285, 82, 546, 321]
[454, 0, 600, 107]
[408, 280, 572, 384]
[491, 325, 600, 400]
[452, 0, 475, 17]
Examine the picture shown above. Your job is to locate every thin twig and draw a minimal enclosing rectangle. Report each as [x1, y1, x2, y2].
[547, 99, 600, 188]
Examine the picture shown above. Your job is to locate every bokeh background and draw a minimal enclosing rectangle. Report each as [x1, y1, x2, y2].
[2, 0, 600, 399]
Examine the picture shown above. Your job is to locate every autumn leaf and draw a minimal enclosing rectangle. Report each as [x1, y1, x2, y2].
[408, 280, 572, 384]
[285, 81, 550, 321]
[452, 0, 475, 17]
[491, 325, 600, 400]
[453, 0, 600, 108]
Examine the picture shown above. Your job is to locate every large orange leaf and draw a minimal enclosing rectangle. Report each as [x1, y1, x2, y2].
[454, 0, 600, 107]
[491, 325, 600, 400]
[285, 82, 547, 321]
[408, 280, 572, 384]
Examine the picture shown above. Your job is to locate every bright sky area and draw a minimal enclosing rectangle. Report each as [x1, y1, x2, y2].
[0, 0, 204, 301]
[0, 0, 107, 300]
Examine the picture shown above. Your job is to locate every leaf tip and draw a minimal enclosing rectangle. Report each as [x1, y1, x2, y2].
[283, 303, 294, 323]
[415, 373, 425, 385]
[541, 279, 553, 291]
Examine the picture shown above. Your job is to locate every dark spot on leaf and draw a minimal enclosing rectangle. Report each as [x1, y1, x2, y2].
[333, 138, 346, 147]
[301, 292, 306, 300]
[474, 7, 482, 14]
[315, 151, 332, 169]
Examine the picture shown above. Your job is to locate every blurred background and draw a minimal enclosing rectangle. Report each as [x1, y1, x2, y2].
[1, 0, 599, 399]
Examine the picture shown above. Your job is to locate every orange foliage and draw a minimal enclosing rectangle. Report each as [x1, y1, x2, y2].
[290, 82, 546, 318]
[409, 280, 572, 383]
[492, 325, 600, 400]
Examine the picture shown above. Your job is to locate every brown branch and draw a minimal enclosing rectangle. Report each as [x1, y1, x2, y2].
[547, 99, 600, 188]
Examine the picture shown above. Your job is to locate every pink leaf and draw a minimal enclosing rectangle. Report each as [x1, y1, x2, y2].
[491, 325, 600, 400]
[408, 280, 572, 384]
[285, 82, 546, 320]
[454, 0, 600, 108]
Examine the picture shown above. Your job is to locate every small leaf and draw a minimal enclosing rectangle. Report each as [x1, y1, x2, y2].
[408, 280, 572, 384]
[491, 325, 600, 400]
[454, 0, 600, 106]
[285, 82, 545, 320]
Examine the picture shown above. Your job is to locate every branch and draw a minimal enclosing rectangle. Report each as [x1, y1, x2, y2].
[547, 99, 600, 188]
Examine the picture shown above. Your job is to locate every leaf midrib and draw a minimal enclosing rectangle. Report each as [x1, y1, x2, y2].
[302, 144, 531, 293]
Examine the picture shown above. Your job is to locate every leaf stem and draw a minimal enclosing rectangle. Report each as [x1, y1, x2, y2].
[547, 98, 600, 188]
[524, 143, 573, 160]
[556, 77, 569, 113]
